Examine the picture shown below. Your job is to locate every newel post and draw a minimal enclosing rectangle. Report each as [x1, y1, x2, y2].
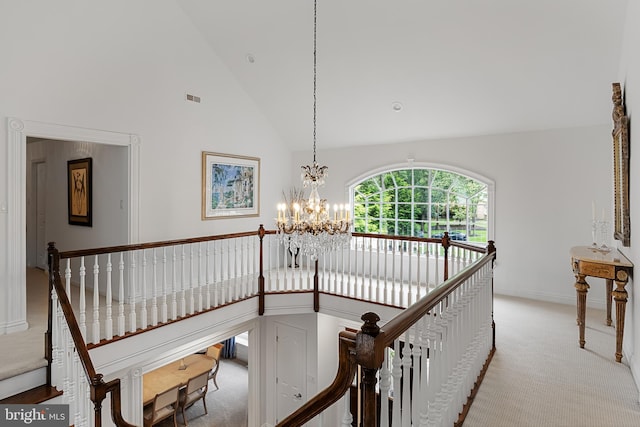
[356, 312, 383, 427]
[313, 259, 320, 312]
[258, 225, 266, 316]
[442, 232, 451, 281]
[46, 242, 58, 387]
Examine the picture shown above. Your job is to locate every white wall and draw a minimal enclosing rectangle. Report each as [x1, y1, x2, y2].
[26, 140, 129, 254]
[295, 124, 613, 308]
[0, 1, 291, 331]
[618, 0, 640, 396]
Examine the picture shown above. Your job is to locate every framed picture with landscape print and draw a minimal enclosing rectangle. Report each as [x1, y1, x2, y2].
[612, 82, 630, 247]
[202, 152, 260, 219]
[67, 157, 92, 227]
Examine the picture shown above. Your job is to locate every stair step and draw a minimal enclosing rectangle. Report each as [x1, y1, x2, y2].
[0, 385, 62, 404]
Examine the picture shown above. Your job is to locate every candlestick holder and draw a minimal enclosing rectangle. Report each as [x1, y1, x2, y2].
[591, 220, 598, 249]
[598, 220, 612, 253]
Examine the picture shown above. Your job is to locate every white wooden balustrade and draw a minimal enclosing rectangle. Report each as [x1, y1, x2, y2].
[58, 233, 480, 345]
[48, 228, 492, 427]
[370, 258, 493, 427]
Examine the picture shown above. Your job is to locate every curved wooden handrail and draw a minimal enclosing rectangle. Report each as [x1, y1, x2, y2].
[276, 331, 357, 427]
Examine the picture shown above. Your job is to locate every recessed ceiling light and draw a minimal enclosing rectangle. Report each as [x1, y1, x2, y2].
[246, 54, 256, 64]
[392, 102, 403, 112]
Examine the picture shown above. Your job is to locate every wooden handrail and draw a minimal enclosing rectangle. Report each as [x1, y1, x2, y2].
[276, 331, 358, 427]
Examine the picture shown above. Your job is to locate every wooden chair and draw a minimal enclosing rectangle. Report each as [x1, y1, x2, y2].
[205, 343, 224, 390]
[178, 371, 209, 426]
[143, 386, 180, 427]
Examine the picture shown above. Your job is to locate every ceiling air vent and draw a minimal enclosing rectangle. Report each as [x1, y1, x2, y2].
[185, 93, 201, 103]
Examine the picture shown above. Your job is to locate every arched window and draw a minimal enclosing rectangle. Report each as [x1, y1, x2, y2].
[350, 166, 492, 243]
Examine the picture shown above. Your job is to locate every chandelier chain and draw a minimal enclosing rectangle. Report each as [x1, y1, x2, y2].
[313, 0, 317, 163]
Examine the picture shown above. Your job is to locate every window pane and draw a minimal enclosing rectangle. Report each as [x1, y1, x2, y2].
[393, 170, 412, 186]
[383, 189, 396, 203]
[432, 170, 455, 190]
[397, 187, 412, 201]
[381, 204, 396, 219]
[397, 203, 412, 220]
[414, 187, 428, 203]
[413, 204, 429, 221]
[431, 189, 447, 204]
[414, 169, 429, 186]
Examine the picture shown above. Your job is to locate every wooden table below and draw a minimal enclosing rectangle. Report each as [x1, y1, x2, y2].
[143, 354, 215, 406]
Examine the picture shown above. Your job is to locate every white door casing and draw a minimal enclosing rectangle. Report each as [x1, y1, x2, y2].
[3, 117, 140, 335]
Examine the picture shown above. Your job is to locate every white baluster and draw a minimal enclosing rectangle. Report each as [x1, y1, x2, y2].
[341, 392, 353, 427]
[419, 316, 430, 427]
[92, 255, 100, 344]
[227, 239, 233, 302]
[417, 241, 423, 300]
[65, 259, 72, 303]
[151, 248, 158, 326]
[357, 237, 363, 298]
[407, 241, 413, 306]
[205, 242, 212, 308]
[161, 247, 168, 323]
[105, 254, 113, 341]
[212, 241, 219, 307]
[118, 253, 125, 337]
[79, 256, 87, 340]
[401, 332, 412, 427]
[412, 322, 422, 425]
[197, 242, 204, 311]
[383, 238, 389, 304]
[141, 250, 148, 328]
[189, 245, 195, 315]
[379, 347, 391, 427]
[180, 245, 187, 317]
[391, 240, 397, 306]
[391, 338, 402, 426]
[129, 251, 137, 333]
[376, 238, 382, 302]
[172, 246, 178, 319]
[51, 288, 62, 386]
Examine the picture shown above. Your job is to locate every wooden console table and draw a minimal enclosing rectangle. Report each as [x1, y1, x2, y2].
[570, 246, 633, 362]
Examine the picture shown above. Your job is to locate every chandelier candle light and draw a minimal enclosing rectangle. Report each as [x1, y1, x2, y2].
[276, 0, 352, 260]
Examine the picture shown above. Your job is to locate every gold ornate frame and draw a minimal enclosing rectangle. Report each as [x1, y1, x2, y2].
[612, 82, 630, 246]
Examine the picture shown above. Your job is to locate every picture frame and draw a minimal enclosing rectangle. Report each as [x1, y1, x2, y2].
[611, 82, 630, 246]
[67, 157, 92, 227]
[202, 152, 260, 219]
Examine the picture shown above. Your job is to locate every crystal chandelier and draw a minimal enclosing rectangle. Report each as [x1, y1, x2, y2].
[276, 0, 352, 261]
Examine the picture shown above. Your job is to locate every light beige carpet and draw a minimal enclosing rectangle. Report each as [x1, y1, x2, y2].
[0, 268, 48, 380]
[465, 295, 640, 427]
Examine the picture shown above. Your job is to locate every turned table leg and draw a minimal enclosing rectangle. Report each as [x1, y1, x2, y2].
[574, 273, 589, 349]
[606, 279, 613, 326]
[612, 271, 629, 363]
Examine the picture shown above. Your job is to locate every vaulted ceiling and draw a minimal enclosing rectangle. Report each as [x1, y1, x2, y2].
[177, 0, 629, 151]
